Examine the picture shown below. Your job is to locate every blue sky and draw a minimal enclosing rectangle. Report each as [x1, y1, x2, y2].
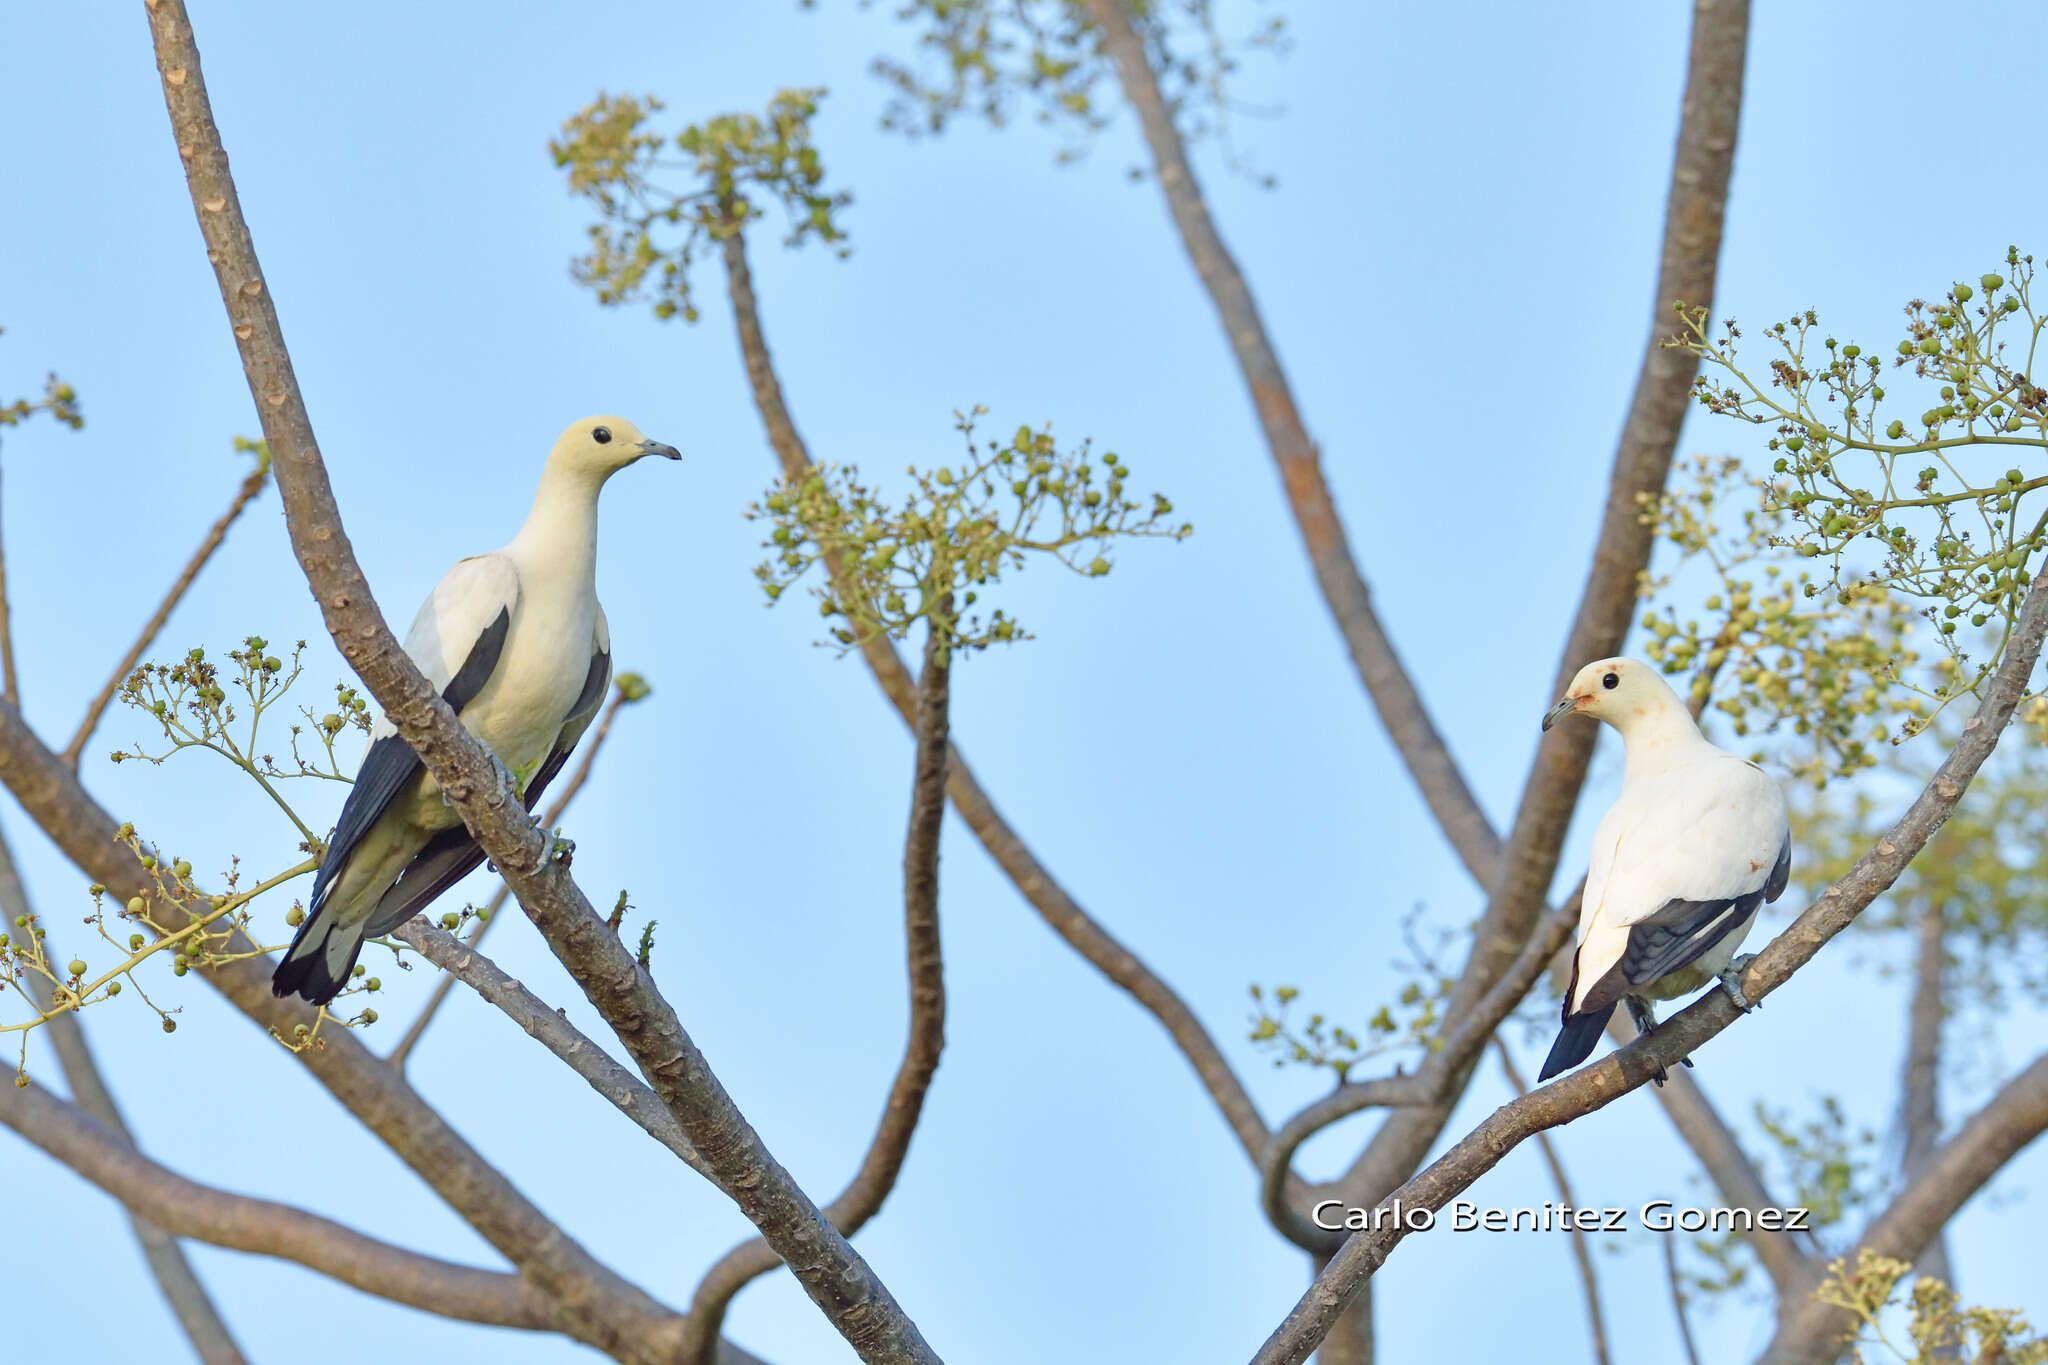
[3, 2, 2046, 1362]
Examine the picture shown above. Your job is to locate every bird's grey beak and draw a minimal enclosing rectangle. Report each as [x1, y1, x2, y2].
[1541, 696, 1579, 733]
[637, 439, 682, 461]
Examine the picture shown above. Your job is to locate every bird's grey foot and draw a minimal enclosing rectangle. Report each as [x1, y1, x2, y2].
[1624, 996, 1671, 1086]
[1717, 954, 1760, 1013]
[487, 752, 520, 795]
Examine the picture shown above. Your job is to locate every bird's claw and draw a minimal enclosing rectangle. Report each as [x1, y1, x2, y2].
[1717, 954, 1759, 1013]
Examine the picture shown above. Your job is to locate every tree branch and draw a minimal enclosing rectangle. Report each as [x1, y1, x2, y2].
[1247, 568, 2048, 1365]
[141, 6, 935, 1359]
[387, 682, 635, 1071]
[1077, 0, 1497, 884]
[0, 699, 697, 1364]
[63, 460, 267, 768]
[1328, 0, 1751, 1219]
[0, 818, 246, 1365]
[1761, 1048, 2048, 1365]
[719, 223, 1272, 1165]
[0, 1078, 553, 1333]
[389, 918, 711, 1179]
[1901, 898, 1954, 1290]
[1662, 1232, 1703, 1365]
[683, 625, 952, 1365]
[0, 462, 19, 710]
[1494, 1040, 1612, 1365]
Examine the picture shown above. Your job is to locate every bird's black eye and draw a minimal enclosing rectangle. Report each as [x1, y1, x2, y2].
[592, 426, 612, 445]
[1602, 672, 1620, 690]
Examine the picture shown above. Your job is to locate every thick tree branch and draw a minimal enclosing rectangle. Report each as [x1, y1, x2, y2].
[719, 224, 1272, 1166]
[1494, 1040, 1611, 1365]
[1762, 1048, 2048, 1365]
[0, 1079, 554, 1333]
[0, 700, 699, 1364]
[0, 819, 246, 1365]
[1248, 570, 2048, 1365]
[1078, 0, 1496, 884]
[141, 6, 934, 1359]
[390, 918, 711, 1178]
[1900, 899, 1954, 1290]
[387, 682, 634, 1071]
[63, 461, 267, 768]
[683, 628, 952, 1365]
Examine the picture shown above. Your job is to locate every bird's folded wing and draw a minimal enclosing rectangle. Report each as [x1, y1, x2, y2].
[523, 611, 611, 809]
[312, 555, 521, 908]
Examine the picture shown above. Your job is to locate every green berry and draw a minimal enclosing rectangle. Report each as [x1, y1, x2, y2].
[105, 982, 121, 997]
[127, 897, 146, 915]
[2007, 468, 2025, 485]
[1983, 273, 2005, 291]
[67, 960, 86, 977]
[1955, 283, 1974, 301]
[1919, 337, 1942, 355]
[360, 1008, 379, 1024]
[162, 1018, 177, 1033]
[285, 906, 305, 927]
[173, 860, 192, 880]
[1886, 420, 1906, 439]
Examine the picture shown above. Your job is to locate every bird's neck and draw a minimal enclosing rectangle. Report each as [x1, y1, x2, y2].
[506, 464, 605, 589]
[1616, 701, 1712, 781]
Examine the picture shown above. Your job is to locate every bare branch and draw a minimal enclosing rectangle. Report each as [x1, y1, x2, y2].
[1662, 1232, 1703, 1365]
[63, 461, 267, 768]
[1248, 569, 2048, 1365]
[0, 699, 695, 1364]
[390, 919, 711, 1179]
[388, 682, 635, 1071]
[683, 625, 952, 1364]
[1077, 0, 1496, 884]
[719, 222, 1272, 1164]
[1901, 899, 1954, 1289]
[141, 6, 935, 1359]
[1605, 1010, 1813, 1290]
[0, 818, 246, 1365]
[0, 1078, 553, 1332]
[1762, 1048, 2048, 1365]
[1495, 1040, 1611, 1365]
[1329, 0, 1752, 1216]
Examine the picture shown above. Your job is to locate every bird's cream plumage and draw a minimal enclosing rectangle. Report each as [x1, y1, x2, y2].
[272, 416, 679, 1005]
[1538, 658, 1790, 1082]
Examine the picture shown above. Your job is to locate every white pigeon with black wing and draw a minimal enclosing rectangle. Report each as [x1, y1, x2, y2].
[272, 416, 680, 1005]
[1536, 657, 1790, 1084]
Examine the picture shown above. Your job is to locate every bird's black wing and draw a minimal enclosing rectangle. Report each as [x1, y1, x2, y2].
[1763, 834, 1792, 903]
[307, 606, 511, 911]
[1577, 886, 1767, 1015]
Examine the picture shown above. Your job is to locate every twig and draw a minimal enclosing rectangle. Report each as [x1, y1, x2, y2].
[1247, 567, 2048, 1365]
[1663, 1232, 1703, 1365]
[63, 462, 267, 768]
[719, 223, 1273, 1172]
[1077, 0, 1499, 884]
[1495, 1038, 1612, 1365]
[390, 919, 711, 1179]
[682, 623, 952, 1364]
[1900, 899, 1954, 1290]
[0, 819, 247, 1365]
[387, 683, 634, 1070]
[142, 6, 936, 1359]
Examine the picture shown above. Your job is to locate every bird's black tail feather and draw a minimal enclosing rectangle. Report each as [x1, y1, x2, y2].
[270, 899, 366, 1006]
[1538, 1001, 1618, 1082]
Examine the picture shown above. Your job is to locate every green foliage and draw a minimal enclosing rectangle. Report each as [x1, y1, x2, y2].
[1753, 1094, 1879, 1233]
[749, 406, 1189, 653]
[839, 0, 1287, 171]
[552, 88, 850, 322]
[1817, 1249, 2048, 1365]
[1677, 248, 2048, 730]
[1246, 912, 1454, 1082]
[1638, 455, 1923, 784]
[1, 327, 83, 435]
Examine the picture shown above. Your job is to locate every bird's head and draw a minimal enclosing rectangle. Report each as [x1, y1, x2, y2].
[546, 415, 681, 482]
[1542, 656, 1683, 733]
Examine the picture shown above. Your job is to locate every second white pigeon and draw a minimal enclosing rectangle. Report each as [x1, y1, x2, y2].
[1537, 657, 1789, 1084]
[272, 416, 680, 1005]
